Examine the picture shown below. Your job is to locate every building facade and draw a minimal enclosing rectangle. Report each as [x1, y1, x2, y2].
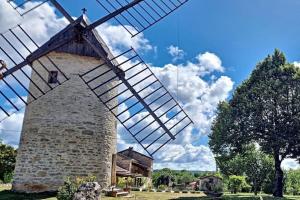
[13, 16, 118, 193]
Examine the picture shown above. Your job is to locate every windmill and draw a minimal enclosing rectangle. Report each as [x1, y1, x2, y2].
[1, 0, 193, 192]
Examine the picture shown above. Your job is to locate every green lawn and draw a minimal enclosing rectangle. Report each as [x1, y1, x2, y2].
[0, 186, 299, 200]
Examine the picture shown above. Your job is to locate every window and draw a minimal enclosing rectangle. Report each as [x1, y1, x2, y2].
[48, 71, 58, 84]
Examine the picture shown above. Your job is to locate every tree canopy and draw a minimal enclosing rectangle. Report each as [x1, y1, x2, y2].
[209, 49, 300, 197]
[0, 141, 17, 182]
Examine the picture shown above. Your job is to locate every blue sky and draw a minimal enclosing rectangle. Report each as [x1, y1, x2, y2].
[1, 0, 300, 170]
[59, 0, 300, 85]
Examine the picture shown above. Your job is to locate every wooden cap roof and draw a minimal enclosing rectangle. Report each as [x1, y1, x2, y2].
[26, 14, 113, 61]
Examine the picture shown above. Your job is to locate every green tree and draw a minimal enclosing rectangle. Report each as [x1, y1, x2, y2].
[0, 141, 17, 182]
[175, 170, 195, 185]
[242, 146, 274, 195]
[228, 175, 248, 193]
[209, 50, 300, 197]
[285, 169, 300, 195]
[152, 168, 174, 187]
[213, 145, 274, 195]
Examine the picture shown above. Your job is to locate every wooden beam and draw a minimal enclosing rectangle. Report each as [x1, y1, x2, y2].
[49, 0, 74, 23]
[86, 0, 144, 30]
[82, 35, 176, 140]
[111, 154, 117, 186]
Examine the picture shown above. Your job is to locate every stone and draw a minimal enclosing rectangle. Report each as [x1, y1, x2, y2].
[12, 52, 118, 193]
[73, 182, 101, 200]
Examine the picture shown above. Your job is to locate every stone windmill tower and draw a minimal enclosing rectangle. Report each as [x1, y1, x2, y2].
[0, 0, 193, 193]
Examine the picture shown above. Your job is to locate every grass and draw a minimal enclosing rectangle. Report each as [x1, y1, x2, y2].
[102, 191, 206, 200]
[0, 186, 299, 200]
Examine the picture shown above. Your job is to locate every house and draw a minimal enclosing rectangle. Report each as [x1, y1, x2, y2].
[112, 147, 153, 189]
[198, 175, 223, 191]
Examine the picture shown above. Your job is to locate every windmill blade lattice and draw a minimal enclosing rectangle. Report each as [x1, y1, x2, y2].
[0, 25, 68, 120]
[80, 48, 193, 156]
[7, 0, 74, 22]
[7, 0, 49, 16]
[2, 0, 193, 156]
[90, 0, 189, 37]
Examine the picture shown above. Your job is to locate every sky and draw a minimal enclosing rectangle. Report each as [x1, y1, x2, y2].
[0, 0, 300, 171]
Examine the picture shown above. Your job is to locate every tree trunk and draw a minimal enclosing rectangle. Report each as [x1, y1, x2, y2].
[254, 179, 258, 195]
[273, 153, 284, 197]
[254, 186, 258, 196]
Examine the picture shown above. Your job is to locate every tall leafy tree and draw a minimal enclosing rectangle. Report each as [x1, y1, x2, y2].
[210, 50, 300, 197]
[0, 141, 17, 181]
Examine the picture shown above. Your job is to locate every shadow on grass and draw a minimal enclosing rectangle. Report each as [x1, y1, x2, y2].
[0, 190, 56, 200]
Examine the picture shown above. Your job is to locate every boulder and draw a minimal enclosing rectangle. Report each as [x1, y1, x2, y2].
[73, 182, 101, 200]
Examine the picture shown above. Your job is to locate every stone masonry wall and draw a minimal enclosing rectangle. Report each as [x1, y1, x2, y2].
[13, 52, 118, 193]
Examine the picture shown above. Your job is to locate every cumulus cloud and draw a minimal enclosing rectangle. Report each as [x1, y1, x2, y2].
[282, 158, 300, 170]
[167, 45, 185, 62]
[0, 0, 67, 43]
[0, 110, 24, 148]
[293, 61, 300, 68]
[115, 50, 234, 170]
[97, 23, 153, 53]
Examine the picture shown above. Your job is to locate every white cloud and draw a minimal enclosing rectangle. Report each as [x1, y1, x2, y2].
[0, 0, 67, 43]
[154, 144, 216, 171]
[0, 110, 24, 148]
[167, 45, 185, 62]
[293, 61, 300, 68]
[196, 52, 224, 74]
[282, 158, 300, 170]
[115, 50, 234, 170]
[97, 23, 153, 53]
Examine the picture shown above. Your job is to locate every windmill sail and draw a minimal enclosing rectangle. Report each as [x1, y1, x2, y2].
[1, 0, 193, 156]
[7, 0, 50, 16]
[7, 0, 74, 22]
[8, 0, 189, 37]
[80, 48, 192, 156]
[88, 0, 189, 37]
[0, 25, 68, 120]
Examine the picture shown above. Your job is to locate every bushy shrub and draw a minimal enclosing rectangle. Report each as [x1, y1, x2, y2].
[182, 190, 188, 193]
[285, 169, 300, 195]
[57, 175, 96, 200]
[117, 177, 133, 188]
[241, 184, 251, 193]
[158, 184, 167, 191]
[3, 172, 13, 183]
[211, 183, 224, 193]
